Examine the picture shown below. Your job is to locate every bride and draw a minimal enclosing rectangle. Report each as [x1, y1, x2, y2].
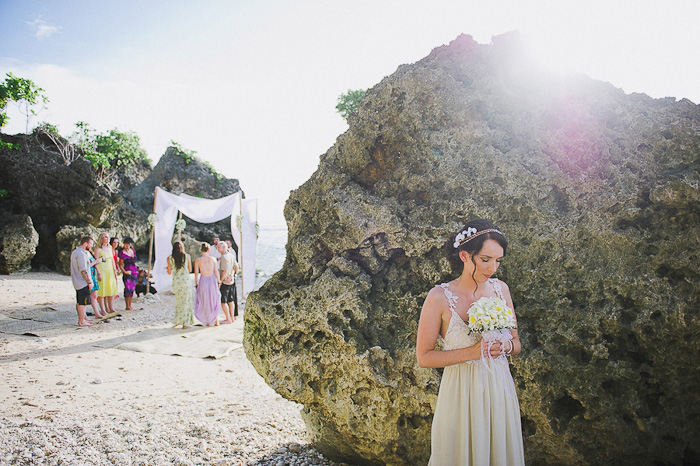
[416, 219, 525, 465]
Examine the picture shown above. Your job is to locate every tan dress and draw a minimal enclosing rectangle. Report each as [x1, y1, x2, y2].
[428, 279, 525, 466]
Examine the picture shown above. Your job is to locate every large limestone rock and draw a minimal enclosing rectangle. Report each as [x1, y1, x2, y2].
[0, 214, 40, 274]
[244, 33, 700, 465]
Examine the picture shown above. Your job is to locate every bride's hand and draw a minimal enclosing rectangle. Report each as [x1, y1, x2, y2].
[483, 341, 504, 358]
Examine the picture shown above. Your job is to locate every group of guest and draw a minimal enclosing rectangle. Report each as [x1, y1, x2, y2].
[69, 233, 146, 326]
[167, 237, 239, 329]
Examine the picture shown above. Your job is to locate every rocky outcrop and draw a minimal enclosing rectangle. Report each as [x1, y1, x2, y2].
[0, 133, 241, 273]
[54, 225, 102, 275]
[127, 146, 241, 212]
[244, 33, 700, 465]
[0, 214, 40, 274]
[0, 132, 118, 267]
[126, 146, 243, 246]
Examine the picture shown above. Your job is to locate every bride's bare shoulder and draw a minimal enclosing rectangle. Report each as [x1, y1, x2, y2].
[493, 278, 510, 290]
[424, 285, 449, 307]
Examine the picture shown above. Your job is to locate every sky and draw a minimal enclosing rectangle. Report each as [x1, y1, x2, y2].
[1, 0, 698, 227]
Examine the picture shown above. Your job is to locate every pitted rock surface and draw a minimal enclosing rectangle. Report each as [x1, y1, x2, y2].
[244, 33, 700, 465]
[0, 214, 40, 274]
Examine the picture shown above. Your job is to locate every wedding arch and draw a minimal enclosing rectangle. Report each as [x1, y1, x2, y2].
[148, 186, 258, 297]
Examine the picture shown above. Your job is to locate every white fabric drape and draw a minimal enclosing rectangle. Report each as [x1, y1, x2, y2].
[240, 199, 257, 298]
[229, 195, 258, 298]
[152, 187, 241, 292]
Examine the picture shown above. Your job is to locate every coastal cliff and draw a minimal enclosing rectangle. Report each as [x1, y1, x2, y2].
[0, 134, 241, 274]
[243, 33, 700, 465]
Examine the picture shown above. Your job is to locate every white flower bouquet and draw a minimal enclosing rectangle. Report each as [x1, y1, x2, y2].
[468, 296, 515, 360]
[468, 296, 516, 333]
[147, 213, 158, 228]
[175, 218, 187, 233]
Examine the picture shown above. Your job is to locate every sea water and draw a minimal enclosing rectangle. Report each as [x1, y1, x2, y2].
[255, 226, 287, 277]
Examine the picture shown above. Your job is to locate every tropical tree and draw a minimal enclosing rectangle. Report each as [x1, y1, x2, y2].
[336, 88, 366, 121]
[0, 72, 48, 132]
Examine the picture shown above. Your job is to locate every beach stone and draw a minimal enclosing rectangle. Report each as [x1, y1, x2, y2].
[244, 32, 700, 465]
[0, 214, 39, 274]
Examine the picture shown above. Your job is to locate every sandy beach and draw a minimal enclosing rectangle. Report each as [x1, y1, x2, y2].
[0, 272, 338, 466]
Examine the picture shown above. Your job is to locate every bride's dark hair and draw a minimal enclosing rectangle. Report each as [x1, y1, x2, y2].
[445, 219, 508, 278]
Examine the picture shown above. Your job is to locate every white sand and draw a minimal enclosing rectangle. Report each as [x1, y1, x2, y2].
[0, 272, 338, 465]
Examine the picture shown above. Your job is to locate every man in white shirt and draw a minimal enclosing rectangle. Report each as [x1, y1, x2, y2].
[217, 242, 239, 323]
[210, 236, 222, 260]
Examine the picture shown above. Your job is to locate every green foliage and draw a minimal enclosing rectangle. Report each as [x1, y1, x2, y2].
[170, 140, 197, 164]
[0, 140, 18, 151]
[95, 128, 150, 167]
[204, 160, 224, 181]
[34, 121, 60, 136]
[0, 188, 9, 197]
[72, 121, 104, 168]
[336, 88, 366, 121]
[169, 141, 222, 180]
[73, 122, 150, 170]
[0, 72, 48, 130]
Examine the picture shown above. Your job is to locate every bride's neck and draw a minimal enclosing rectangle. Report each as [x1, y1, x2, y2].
[454, 274, 479, 294]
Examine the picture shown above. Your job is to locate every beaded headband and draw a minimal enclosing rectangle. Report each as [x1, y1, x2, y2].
[453, 228, 501, 249]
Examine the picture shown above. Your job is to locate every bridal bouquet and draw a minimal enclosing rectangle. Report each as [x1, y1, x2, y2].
[469, 297, 515, 360]
[468, 297, 516, 333]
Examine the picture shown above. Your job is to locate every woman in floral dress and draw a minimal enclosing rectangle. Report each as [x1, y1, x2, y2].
[167, 241, 194, 328]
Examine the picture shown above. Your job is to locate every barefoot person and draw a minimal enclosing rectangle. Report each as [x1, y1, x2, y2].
[217, 241, 239, 324]
[118, 237, 138, 311]
[70, 236, 95, 327]
[87, 249, 107, 319]
[416, 219, 524, 465]
[94, 232, 118, 315]
[167, 241, 194, 329]
[194, 242, 221, 326]
[110, 237, 121, 301]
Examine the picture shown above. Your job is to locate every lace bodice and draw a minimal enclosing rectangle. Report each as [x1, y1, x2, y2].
[438, 279, 505, 351]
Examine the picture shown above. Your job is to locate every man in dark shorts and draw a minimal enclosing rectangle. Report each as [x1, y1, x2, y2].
[70, 236, 94, 326]
[217, 242, 239, 324]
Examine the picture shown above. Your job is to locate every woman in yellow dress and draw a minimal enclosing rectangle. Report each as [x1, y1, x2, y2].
[416, 219, 524, 465]
[94, 232, 119, 315]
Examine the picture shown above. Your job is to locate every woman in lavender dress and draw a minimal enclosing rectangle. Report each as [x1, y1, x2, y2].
[118, 237, 138, 311]
[194, 242, 221, 326]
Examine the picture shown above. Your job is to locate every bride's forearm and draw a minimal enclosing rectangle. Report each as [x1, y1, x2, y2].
[511, 338, 521, 356]
[417, 345, 481, 368]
